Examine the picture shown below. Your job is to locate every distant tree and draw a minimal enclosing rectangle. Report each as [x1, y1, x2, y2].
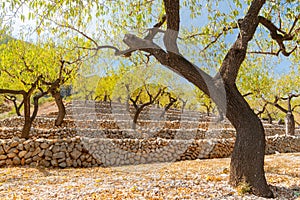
[263, 93, 300, 135]
[72, 75, 100, 101]
[4, 0, 300, 197]
[95, 73, 120, 104]
[0, 40, 79, 138]
[127, 83, 166, 129]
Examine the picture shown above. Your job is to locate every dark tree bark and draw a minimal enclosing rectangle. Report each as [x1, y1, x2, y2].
[285, 112, 295, 135]
[4, 95, 23, 116]
[201, 100, 213, 117]
[267, 112, 273, 124]
[107, 0, 299, 197]
[32, 91, 47, 121]
[263, 93, 299, 135]
[132, 103, 151, 129]
[179, 98, 187, 113]
[130, 86, 164, 129]
[0, 89, 35, 139]
[51, 90, 66, 126]
[225, 85, 272, 197]
[21, 93, 32, 139]
[159, 92, 177, 118]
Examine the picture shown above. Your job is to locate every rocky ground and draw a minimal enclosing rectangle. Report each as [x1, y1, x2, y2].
[0, 152, 299, 200]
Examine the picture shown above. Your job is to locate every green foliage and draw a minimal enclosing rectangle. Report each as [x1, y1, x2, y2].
[0, 39, 78, 92]
[72, 75, 100, 100]
[2, 0, 299, 117]
[237, 181, 252, 196]
[95, 73, 119, 102]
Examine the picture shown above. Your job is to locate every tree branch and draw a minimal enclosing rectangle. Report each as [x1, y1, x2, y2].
[0, 89, 26, 95]
[217, 0, 266, 85]
[163, 0, 180, 54]
[258, 15, 298, 57]
[144, 15, 167, 41]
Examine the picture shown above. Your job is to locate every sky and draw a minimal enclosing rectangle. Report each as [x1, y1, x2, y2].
[4, 0, 296, 77]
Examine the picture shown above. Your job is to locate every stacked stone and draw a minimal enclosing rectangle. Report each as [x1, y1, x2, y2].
[0, 134, 300, 168]
[265, 128, 286, 136]
[0, 127, 77, 139]
[207, 139, 235, 158]
[0, 125, 298, 141]
[0, 137, 102, 168]
[266, 135, 300, 154]
[205, 129, 236, 139]
[0, 117, 24, 127]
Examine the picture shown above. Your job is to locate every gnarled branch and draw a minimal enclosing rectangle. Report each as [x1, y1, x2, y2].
[258, 15, 298, 56]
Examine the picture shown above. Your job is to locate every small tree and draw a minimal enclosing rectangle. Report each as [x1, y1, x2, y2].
[264, 94, 300, 135]
[127, 83, 166, 129]
[0, 39, 79, 138]
[5, 0, 299, 197]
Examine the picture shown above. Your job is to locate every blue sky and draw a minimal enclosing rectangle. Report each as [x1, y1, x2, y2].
[6, 0, 296, 77]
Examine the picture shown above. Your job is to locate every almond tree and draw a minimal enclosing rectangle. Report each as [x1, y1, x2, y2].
[3, 0, 299, 197]
[0, 39, 79, 138]
[127, 83, 166, 129]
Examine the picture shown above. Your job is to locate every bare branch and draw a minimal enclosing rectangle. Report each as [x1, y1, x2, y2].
[247, 50, 280, 56]
[262, 95, 288, 113]
[56, 22, 99, 47]
[144, 15, 166, 41]
[0, 89, 26, 95]
[183, 21, 239, 40]
[258, 16, 298, 57]
[288, 14, 299, 35]
[217, 0, 266, 85]
[292, 104, 300, 112]
[243, 92, 253, 97]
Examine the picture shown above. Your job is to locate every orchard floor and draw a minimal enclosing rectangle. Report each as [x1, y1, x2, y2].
[0, 153, 299, 200]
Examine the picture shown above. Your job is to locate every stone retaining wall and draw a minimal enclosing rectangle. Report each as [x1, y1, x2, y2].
[1, 117, 296, 134]
[0, 135, 299, 168]
[1, 126, 299, 140]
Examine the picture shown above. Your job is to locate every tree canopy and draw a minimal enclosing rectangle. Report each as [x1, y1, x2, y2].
[1, 0, 299, 198]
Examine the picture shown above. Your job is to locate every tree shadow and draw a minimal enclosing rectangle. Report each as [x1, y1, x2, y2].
[269, 185, 300, 199]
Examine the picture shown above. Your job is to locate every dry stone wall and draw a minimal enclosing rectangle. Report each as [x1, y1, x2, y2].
[1, 100, 299, 168]
[0, 135, 299, 168]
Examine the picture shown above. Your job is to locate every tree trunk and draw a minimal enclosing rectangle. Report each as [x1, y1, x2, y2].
[132, 105, 145, 129]
[267, 112, 273, 124]
[52, 91, 66, 126]
[285, 112, 295, 135]
[180, 99, 187, 113]
[217, 106, 224, 122]
[160, 97, 177, 118]
[21, 94, 32, 139]
[15, 100, 23, 117]
[225, 85, 273, 198]
[5, 95, 23, 116]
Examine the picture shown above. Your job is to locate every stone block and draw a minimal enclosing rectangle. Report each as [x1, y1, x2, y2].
[17, 143, 24, 151]
[7, 152, 16, 158]
[10, 141, 19, 148]
[44, 149, 52, 157]
[32, 147, 42, 157]
[13, 157, 21, 165]
[51, 159, 58, 167]
[40, 143, 49, 149]
[0, 146, 4, 155]
[0, 160, 6, 166]
[70, 149, 81, 160]
[18, 151, 27, 158]
[0, 155, 7, 160]
[53, 152, 65, 159]
[59, 162, 67, 168]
